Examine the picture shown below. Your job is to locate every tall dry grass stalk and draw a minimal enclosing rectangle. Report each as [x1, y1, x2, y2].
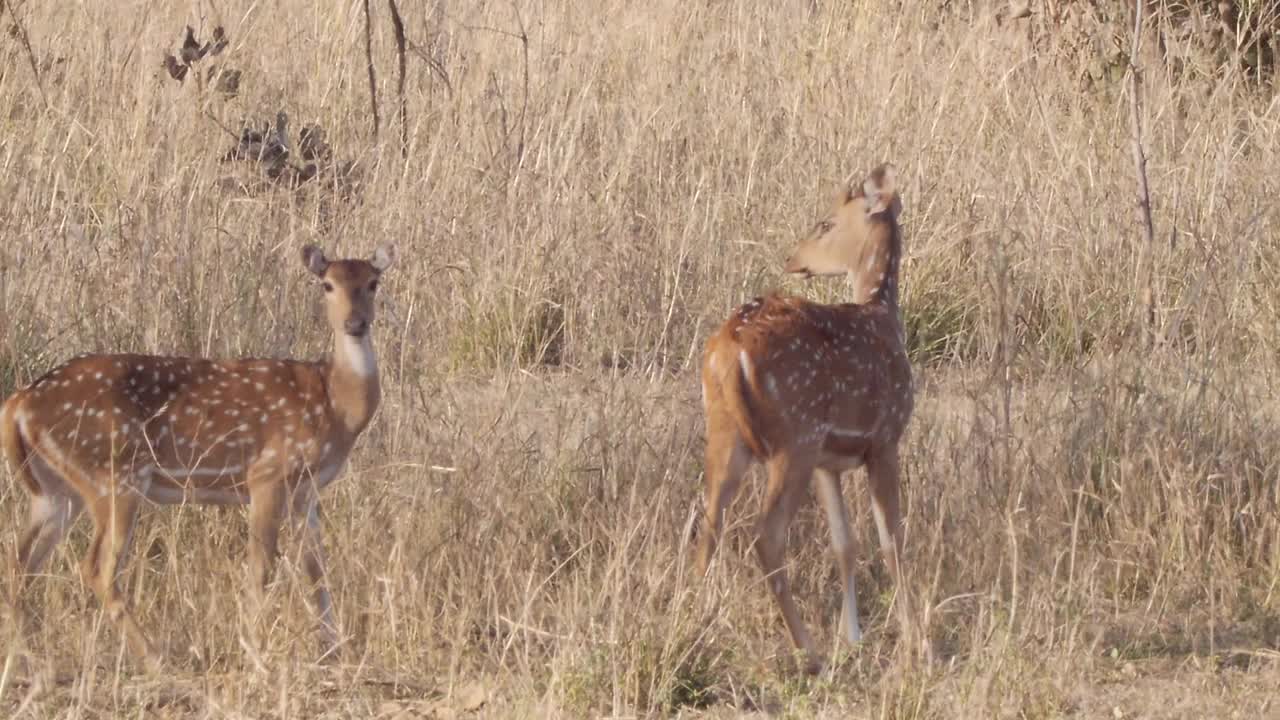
[0, 0, 1277, 716]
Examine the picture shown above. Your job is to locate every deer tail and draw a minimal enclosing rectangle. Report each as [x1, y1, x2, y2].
[713, 344, 775, 460]
[1, 394, 40, 496]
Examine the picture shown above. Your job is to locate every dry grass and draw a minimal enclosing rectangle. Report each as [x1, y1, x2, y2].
[1, 0, 1279, 717]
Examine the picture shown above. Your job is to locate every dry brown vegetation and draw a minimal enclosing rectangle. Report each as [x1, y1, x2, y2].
[1, 0, 1279, 717]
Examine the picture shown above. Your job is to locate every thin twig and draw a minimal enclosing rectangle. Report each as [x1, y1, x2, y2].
[409, 41, 455, 95]
[464, 4, 531, 178]
[508, 0, 530, 168]
[201, 109, 242, 141]
[1128, 1, 1157, 344]
[362, 0, 380, 139]
[406, 41, 453, 95]
[448, 21, 523, 40]
[387, 0, 408, 158]
[2, 0, 49, 109]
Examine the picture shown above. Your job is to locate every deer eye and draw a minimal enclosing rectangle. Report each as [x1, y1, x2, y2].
[322, 281, 334, 293]
[816, 220, 834, 234]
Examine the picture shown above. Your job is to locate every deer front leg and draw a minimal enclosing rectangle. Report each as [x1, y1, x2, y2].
[246, 481, 286, 633]
[293, 492, 339, 662]
[814, 468, 862, 645]
[867, 446, 932, 664]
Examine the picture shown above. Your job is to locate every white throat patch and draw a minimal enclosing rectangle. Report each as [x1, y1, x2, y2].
[339, 334, 377, 378]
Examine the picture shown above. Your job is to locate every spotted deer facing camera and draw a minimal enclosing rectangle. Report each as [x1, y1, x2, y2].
[0, 243, 396, 669]
[698, 163, 923, 673]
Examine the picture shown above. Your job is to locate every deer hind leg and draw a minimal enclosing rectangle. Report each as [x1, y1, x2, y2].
[756, 454, 822, 674]
[7, 451, 82, 685]
[866, 446, 925, 660]
[291, 491, 339, 662]
[12, 485, 83, 640]
[696, 426, 751, 576]
[814, 467, 862, 645]
[82, 488, 157, 670]
[14, 453, 83, 588]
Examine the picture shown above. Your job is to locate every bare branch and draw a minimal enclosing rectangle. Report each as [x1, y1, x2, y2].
[388, 0, 408, 158]
[1129, 0, 1157, 343]
[2, 0, 49, 109]
[509, 0, 529, 167]
[406, 41, 453, 95]
[362, 0, 380, 139]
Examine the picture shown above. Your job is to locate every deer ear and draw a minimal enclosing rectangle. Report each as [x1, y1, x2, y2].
[370, 243, 397, 272]
[862, 163, 901, 218]
[301, 245, 330, 277]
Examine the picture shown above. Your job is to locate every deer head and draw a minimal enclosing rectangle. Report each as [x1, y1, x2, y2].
[783, 163, 902, 305]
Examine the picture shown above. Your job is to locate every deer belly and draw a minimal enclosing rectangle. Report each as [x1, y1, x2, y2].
[822, 427, 873, 459]
[142, 465, 252, 505]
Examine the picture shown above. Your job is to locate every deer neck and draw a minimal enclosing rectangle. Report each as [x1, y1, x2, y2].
[847, 221, 902, 308]
[325, 332, 381, 438]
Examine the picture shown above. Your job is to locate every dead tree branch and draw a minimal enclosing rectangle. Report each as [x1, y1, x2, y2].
[509, 0, 529, 167]
[1129, 1, 1158, 344]
[388, 0, 408, 158]
[407, 42, 452, 95]
[362, 0, 381, 139]
[2, 0, 49, 108]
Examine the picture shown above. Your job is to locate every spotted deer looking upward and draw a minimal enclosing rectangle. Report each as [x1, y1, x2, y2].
[697, 163, 923, 673]
[0, 243, 396, 669]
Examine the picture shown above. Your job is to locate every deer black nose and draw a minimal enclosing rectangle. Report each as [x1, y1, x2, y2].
[344, 318, 369, 336]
